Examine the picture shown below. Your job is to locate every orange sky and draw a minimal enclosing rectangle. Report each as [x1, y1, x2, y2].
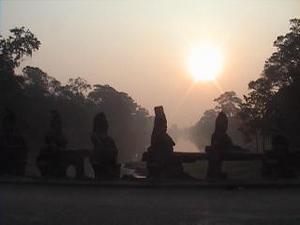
[1, 0, 299, 127]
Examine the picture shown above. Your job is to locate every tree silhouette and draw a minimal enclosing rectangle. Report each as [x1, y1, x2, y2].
[214, 91, 242, 117]
[0, 27, 152, 172]
[0, 27, 40, 75]
[189, 92, 245, 150]
[240, 18, 300, 150]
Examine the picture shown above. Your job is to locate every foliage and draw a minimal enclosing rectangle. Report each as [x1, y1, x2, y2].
[189, 92, 245, 150]
[240, 18, 300, 148]
[0, 27, 40, 74]
[214, 91, 242, 117]
[0, 27, 152, 162]
[264, 18, 300, 89]
[190, 109, 218, 149]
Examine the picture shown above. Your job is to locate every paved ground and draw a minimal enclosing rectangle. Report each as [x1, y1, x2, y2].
[1, 184, 300, 225]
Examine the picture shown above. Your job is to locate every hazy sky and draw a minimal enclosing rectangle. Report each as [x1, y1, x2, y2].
[1, 0, 299, 127]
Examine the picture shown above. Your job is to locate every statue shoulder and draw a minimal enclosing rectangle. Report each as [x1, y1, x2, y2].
[166, 134, 175, 146]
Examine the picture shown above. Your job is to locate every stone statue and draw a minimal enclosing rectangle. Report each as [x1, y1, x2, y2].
[262, 134, 295, 178]
[37, 110, 67, 177]
[0, 109, 27, 176]
[91, 112, 119, 179]
[151, 106, 175, 158]
[211, 111, 233, 152]
[206, 111, 233, 179]
[146, 106, 184, 178]
[45, 110, 67, 150]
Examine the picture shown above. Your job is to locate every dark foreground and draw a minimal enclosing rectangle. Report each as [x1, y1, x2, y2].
[1, 184, 300, 225]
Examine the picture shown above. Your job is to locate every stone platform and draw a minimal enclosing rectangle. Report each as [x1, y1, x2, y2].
[1, 176, 300, 189]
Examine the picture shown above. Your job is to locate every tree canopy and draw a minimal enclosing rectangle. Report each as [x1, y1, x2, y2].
[240, 18, 300, 149]
[0, 27, 152, 162]
[189, 91, 245, 150]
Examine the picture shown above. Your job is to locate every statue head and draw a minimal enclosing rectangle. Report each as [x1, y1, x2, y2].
[93, 112, 108, 134]
[215, 111, 228, 134]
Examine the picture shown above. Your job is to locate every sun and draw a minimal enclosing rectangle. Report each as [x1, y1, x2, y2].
[187, 44, 223, 82]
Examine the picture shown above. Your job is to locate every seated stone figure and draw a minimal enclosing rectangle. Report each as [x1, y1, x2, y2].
[206, 111, 233, 179]
[146, 106, 184, 178]
[262, 134, 295, 178]
[91, 112, 120, 179]
[0, 109, 28, 176]
[37, 110, 67, 177]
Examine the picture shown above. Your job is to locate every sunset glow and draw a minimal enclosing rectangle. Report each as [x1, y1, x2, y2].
[2, 0, 298, 127]
[187, 44, 223, 82]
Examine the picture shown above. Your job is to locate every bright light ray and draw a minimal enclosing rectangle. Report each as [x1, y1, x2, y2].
[211, 79, 224, 94]
[187, 44, 223, 82]
[171, 82, 196, 116]
[170, 79, 223, 123]
[166, 28, 225, 120]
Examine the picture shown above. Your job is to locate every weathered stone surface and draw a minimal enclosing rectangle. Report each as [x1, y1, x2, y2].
[91, 112, 120, 179]
[146, 106, 185, 178]
[206, 111, 233, 179]
[0, 109, 27, 176]
[262, 134, 296, 178]
[37, 110, 67, 177]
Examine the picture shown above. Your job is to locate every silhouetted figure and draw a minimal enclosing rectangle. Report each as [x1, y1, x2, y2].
[91, 112, 120, 179]
[146, 106, 184, 178]
[37, 110, 67, 177]
[0, 109, 27, 176]
[262, 134, 295, 178]
[206, 111, 233, 179]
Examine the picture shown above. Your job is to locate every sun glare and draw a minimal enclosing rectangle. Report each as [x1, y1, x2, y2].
[187, 44, 223, 82]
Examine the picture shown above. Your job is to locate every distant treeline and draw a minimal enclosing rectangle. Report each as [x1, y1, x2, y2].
[189, 18, 300, 152]
[0, 27, 153, 162]
[1, 18, 300, 158]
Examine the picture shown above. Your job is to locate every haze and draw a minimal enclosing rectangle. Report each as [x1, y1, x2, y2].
[1, 0, 299, 127]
